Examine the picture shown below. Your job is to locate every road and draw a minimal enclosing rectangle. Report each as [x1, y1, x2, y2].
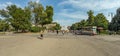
[0, 33, 120, 56]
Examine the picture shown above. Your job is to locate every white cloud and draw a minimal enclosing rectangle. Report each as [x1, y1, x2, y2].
[6, 2, 13, 5]
[53, 9, 88, 26]
[57, 0, 119, 24]
[36, 0, 40, 3]
[58, 0, 120, 11]
[54, 18, 77, 26]
[0, 2, 13, 9]
[30, 0, 40, 3]
[0, 2, 21, 9]
[57, 9, 88, 19]
[58, 12, 87, 19]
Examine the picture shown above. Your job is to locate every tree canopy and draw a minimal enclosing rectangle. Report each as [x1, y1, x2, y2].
[0, 1, 55, 32]
[28, 1, 53, 27]
[6, 5, 31, 32]
[50, 22, 61, 30]
[0, 19, 9, 31]
[94, 13, 109, 29]
[109, 8, 120, 31]
[86, 10, 94, 26]
[71, 10, 109, 30]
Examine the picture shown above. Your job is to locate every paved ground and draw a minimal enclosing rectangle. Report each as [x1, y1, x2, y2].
[0, 33, 120, 56]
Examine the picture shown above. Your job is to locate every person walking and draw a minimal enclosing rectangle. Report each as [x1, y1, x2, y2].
[39, 30, 44, 40]
[62, 30, 65, 35]
[56, 30, 59, 35]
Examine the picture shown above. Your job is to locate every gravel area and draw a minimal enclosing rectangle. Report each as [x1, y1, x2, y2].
[0, 33, 120, 56]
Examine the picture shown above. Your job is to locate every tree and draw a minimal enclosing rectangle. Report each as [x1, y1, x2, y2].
[70, 19, 87, 30]
[28, 1, 54, 37]
[109, 8, 120, 31]
[6, 5, 31, 32]
[70, 23, 79, 30]
[0, 1, 54, 33]
[78, 20, 87, 28]
[94, 13, 109, 29]
[53, 22, 61, 30]
[0, 9, 11, 24]
[33, 4, 44, 26]
[0, 9, 9, 18]
[28, 1, 44, 26]
[0, 9, 10, 32]
[45, 6, 53, 24]
[39, 6, 54, 27]
[0, 19, 9, 31]
[87, 10, 94, 26]
[28, 1, 53, 27]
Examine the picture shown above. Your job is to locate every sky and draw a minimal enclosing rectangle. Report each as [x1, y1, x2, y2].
[0, 0, 120, 26]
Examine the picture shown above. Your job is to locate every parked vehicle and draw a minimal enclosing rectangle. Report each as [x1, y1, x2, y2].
[74, 26, 97, 36]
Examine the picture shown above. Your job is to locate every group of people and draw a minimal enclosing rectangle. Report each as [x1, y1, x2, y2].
[38, 30, 69, 40]
[38, 26, 70, 39]
[56, 30, 69, 35]
[56, 30, 65, 35]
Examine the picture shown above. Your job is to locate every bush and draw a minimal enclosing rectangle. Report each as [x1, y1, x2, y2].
[30, 26, 41, 32]
[117, 30, 120, 35]
[100, 30, 109, 34]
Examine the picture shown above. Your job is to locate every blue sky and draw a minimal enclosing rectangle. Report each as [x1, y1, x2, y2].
[0, 0, 120, 26]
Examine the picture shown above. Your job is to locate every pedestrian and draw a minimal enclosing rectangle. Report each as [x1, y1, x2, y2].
[62, 30, 65, 35]
[39, 30, 44, 40]
[56, 30, 59, 35]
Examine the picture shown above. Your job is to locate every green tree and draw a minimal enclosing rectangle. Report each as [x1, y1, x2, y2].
[78, 20, 87, 28]
[0, 19, 9, 31]
[7, 5, 31, 32]
[109, 8, 120, 31]
[70, 19, 87, 30]
[70, 23, 79, 30]
[39, 6, 54, 27]
[87, 10, 94, 26]
[0, 9, 11, 24]
[28, 1, 44, 26]
[0, 9, 9, 18]
[28, 1, 53, 27]
[33, 4, 44, 26]
[53, 22, 61, 30]
[28, 1, 54, 37]
[45, 6, 53, 24]
[94, 13, 109, 29]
